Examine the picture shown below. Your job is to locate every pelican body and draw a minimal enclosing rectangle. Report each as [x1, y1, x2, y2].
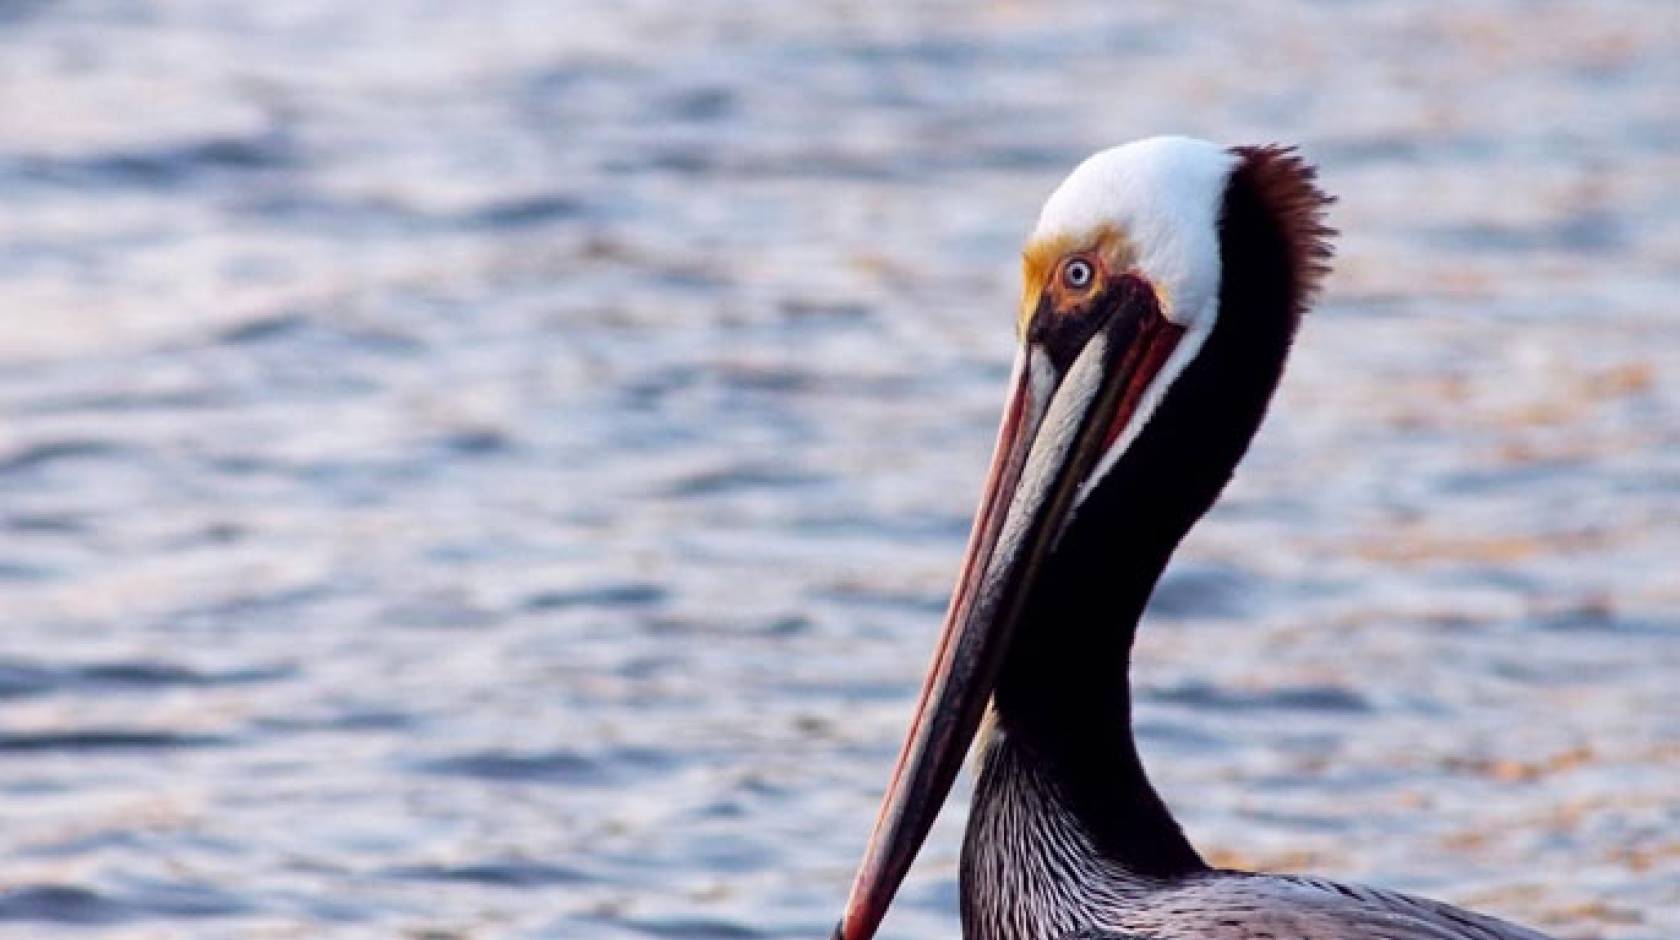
[832, 138, 1553, 940]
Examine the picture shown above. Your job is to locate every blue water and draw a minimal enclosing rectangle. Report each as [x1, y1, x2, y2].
[0, 2, 1676, 938]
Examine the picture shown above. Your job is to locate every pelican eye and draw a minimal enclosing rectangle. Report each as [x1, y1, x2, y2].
[1061, 258, 1094, 290]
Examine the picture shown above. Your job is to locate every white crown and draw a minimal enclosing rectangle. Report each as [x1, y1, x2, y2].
[1034, 136, 1236, 329]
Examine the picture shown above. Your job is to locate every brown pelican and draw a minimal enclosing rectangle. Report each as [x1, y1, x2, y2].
[831, 137, 1554, 940]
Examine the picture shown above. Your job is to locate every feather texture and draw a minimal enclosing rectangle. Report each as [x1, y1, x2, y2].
[967, 733, 1554, 940]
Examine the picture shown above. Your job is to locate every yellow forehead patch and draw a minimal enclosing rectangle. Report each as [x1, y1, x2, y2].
[1018, 224, 1132, 335]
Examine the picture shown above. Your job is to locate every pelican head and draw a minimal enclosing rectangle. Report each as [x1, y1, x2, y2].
[834, 136, 1332, 940]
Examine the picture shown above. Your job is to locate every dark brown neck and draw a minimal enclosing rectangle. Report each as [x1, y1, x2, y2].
[983, 146, 1333, 882]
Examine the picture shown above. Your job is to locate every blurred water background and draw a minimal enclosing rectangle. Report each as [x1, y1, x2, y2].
[0, 1, 1676, 938]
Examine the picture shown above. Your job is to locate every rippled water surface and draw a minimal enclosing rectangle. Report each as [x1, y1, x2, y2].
[1, 2, 1677, 938]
